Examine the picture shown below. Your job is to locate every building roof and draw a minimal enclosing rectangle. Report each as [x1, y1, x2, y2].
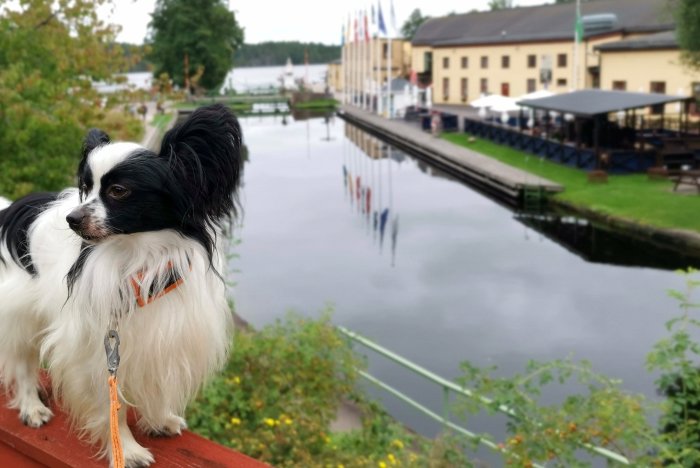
[412, 0, 672, 47]
[518, 89, 688, 118]
[595, 30, 678, 51]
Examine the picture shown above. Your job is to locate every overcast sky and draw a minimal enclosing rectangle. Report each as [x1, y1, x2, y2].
[104, 0, 554, 45]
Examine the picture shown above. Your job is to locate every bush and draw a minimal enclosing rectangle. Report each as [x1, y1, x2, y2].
[186, 312, 468, 467]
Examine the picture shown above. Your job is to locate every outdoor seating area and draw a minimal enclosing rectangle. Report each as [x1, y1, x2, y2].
[412, 89, 700, 176]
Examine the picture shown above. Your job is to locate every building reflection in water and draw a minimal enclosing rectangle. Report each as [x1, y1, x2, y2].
[342, 123, 401, 267]
[515, 212, 700, 271]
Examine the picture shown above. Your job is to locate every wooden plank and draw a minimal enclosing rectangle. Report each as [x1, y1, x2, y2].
[0, 375, 268, 467]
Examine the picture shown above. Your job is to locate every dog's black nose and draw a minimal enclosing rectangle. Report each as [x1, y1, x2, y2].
[66, 209, 85, 229]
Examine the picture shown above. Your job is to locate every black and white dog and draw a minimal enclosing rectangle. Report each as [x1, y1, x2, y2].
[0, 104, 243, 466]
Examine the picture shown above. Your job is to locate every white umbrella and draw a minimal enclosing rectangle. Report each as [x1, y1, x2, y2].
[469, 94, 513, 109]
[490, 97, 521, 113]
[515, 90, 554, 102]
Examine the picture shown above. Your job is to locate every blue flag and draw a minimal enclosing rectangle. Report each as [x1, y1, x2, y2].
[377, 1, 387, 36]
[341, 24, 345, 45]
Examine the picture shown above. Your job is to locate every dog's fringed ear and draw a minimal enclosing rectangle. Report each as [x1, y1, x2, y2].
[158, 104, 243, 222]
[78, 129, 110, 178]
[82, 128, 111, 160]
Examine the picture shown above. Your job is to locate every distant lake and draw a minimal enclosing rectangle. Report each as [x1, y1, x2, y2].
[221, 64, 328, 93]
[119, 64, 328, 94]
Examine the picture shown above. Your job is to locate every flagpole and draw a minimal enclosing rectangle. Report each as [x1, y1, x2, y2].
[376, 34, 382, 115]
[573, 0, 581, 90]
[387, 34, 392, 118]
[354, 12, 359, 106]
[362, 10, 370, 111]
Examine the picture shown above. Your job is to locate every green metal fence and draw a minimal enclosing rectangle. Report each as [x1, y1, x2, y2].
[338, 326, 630, 466]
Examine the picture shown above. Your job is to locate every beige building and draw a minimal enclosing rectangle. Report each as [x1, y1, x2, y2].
[327, 59, 342, 93]
[410, 0, 673, 105]
[596, 31, 700, 115]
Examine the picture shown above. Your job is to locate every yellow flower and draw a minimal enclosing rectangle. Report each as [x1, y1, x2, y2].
[230, 417, 241, 426]
[378, 463, 387, 468]
[337, 465, 345, 468]
[264, 418, 276, 427]
[391, 439, 404, 450]
[388, 453, 396, 465]
[324, 435, 331, 444]
[233, 376, 241, 384]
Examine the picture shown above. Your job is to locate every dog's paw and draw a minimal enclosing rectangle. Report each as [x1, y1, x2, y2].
[20, 404, 53, 428]
[148, 415, 187, 437]
[121, 444, 154, 468]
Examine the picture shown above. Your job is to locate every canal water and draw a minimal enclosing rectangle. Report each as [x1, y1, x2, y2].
[230, 113, 699, 451]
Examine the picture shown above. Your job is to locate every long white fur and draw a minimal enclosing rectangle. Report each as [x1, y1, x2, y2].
[0, 150, 233, 466]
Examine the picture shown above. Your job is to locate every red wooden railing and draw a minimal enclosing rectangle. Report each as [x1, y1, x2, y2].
[0, 375, 267, 467]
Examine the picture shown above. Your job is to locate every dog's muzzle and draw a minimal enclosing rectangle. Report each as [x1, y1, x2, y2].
[66, 207, 107, 241]
[66, 207, 88, 231]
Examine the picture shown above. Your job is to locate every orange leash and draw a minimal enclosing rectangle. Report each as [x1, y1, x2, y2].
[108, 375, 124, 468]
[105, 330, 124, 468]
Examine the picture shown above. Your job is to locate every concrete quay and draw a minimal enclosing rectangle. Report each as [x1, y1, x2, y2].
[338, 104, 563, 205]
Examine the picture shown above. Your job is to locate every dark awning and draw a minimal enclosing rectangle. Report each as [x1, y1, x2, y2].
[519, 89, 690, 118]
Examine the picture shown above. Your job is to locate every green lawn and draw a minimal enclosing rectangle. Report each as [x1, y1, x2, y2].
[443, 133, 700, 233]
[150, 113, 174, 131]
[292, 98, 338, 109]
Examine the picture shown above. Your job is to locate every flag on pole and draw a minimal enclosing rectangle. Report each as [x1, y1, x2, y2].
[377, 1, 387, 37]
[341, 24, 345, 45]
[354, 13, 358, 42]
[389, 0, 397, 33]
[574, 0, 583, 43]
[364, 9, 370, 42]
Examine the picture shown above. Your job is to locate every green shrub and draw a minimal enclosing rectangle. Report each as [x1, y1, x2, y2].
[186, 312, 468, 467]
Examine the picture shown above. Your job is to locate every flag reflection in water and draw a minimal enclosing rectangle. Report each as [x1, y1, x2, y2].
[342, 123, 401, 266]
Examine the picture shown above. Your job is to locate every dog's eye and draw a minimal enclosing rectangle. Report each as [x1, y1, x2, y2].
[106, 184, 130, 200]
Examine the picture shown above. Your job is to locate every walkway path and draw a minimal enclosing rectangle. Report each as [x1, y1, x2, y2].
[339, 105, 562, 202]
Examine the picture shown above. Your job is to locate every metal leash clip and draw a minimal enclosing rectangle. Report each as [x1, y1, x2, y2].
[104, 330, 121, 376]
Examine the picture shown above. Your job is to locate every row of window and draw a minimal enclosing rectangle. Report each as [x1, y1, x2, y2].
[442, 54, 568, 70]
[611, 80, 667, 94]
[441, 77, 569, 101]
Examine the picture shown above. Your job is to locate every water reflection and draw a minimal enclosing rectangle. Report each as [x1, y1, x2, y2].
[515, 212, 700, 271]
[343, 125, 401, 267]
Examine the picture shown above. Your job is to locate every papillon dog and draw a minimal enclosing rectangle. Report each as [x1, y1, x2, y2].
[0, 104, 243, 467]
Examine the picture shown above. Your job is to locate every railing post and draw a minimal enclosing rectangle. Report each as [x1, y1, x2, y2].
[442, 386, 450, 431]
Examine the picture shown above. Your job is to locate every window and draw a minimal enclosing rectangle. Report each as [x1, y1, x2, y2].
[383, 44, 389, 60]
[612, 81, 627, 91]
[480, 78, 488, 93]
[443, 77, 450, 100]
[461, 78, 468, 101]
[527, 78, 536, 93]
[481, 56, 488, 69]
[461, 56, 468, 69]
[443, 57, 450, 69]
[527, 54, 536, 68]
[501, 55, 510, 69]
[501, 82, 510, 96]
[650, 81, 666, 114]
[557, 78, 567, 87]
[692, 82, 700, 116]
[557, 54, 567, 68]
[424, 51, 433, 72]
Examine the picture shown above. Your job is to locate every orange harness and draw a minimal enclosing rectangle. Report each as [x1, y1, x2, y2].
[129, 262, 185, 308]
[108, 262, 187, 467]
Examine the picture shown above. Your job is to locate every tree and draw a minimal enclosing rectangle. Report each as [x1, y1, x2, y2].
[400, 9, 430, 40]
[148, 0, 244, 92]
[489, 0, 513, 10]
[0, 0, 143, 199]
[675, 0, 700, 69]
